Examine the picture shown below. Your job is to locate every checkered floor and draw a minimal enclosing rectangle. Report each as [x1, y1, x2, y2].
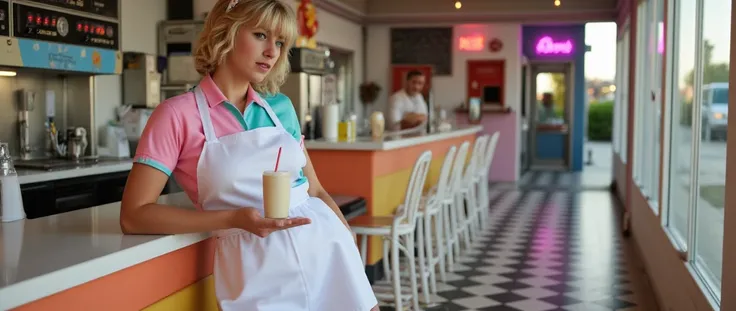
[379, 181, 659, 310]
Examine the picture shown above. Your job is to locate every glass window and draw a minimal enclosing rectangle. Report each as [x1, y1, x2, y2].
[634, 0, 661, 207]
[614, 39, 623, 154]
[666, 0, 697, 248]
[665, 0, 727, 302]
[633, 0, 663, 209]
[694, 0, 729, 299]
[633, 2, 648, 185]
[711, 87, 728, 104]
[648, 0, 665, 206]
[702, 89, 711, 104]
[621, 28, 630, 163]
[614, 25, 631, 164]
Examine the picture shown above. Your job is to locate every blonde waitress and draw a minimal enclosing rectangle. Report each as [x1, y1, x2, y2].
[119, 0, 379, 310]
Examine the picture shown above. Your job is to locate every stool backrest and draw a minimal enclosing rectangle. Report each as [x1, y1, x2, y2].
[434, 145, 457, 203]
[448, 141, 470, 195]
[481, 132, 500, 177]
[463, 136, 488, 185]
[396, 150, 433, 229]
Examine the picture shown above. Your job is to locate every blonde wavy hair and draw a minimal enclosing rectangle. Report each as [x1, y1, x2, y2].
[194, 0, 298, 95]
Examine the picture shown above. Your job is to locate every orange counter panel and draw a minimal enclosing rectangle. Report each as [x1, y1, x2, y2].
[13, 239, 215, 311]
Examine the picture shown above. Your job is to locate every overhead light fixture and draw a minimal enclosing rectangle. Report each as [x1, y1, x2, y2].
[455, 1, 462, 9]
[554, 0, 561, 6]
[0, 71, 16, 77]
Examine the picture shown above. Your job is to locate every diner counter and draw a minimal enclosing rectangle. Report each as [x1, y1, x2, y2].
[304, 125, 482, 150]
[0, 192, 205, 310]
[306, 124, 482, 273]
[0, 192, 368, 310]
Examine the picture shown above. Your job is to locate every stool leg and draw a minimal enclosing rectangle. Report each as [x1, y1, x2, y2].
[456, 194, 469, 255]
[383, 238, 391, 282]
[406, 233, 420, 311]
[451, 195, 462, 260]
[424, 214, 438, 294]
[468, 185, 480, 243]
[461, 194, 472, 251]
[391, 236, 402, 311]
[436, 210, 448, 283]
[482, 182, 491, 230]
[416, 220, 430, 305]
[443, 202, 455, 273]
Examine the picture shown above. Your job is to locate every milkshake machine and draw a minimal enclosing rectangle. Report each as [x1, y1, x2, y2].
[15, 90, 34, 160]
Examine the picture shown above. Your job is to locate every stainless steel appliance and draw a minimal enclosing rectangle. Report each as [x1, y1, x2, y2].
[123, 52, 163, 108]
[0, 0, 121, 163]
[15, 89, 34, 160]
[158, 20, 204, 99]
[281, 47, 335, 139]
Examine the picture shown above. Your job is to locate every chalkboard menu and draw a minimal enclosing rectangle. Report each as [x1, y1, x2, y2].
[390, 27, 453, 75]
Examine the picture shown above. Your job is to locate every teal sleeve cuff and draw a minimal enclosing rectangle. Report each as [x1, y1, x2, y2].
[135, 157, 173, 176]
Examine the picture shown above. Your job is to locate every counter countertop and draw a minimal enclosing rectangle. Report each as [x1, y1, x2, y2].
[17, 159, 133, 185]
[0, 192, 368, 310]
[0, 193, 204, 310]
[304, 125, 482, 151]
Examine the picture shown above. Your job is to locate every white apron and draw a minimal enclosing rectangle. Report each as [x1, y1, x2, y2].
[192, 87, 378, 311]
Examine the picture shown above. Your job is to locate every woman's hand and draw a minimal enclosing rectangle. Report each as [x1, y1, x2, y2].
[232, 207, 311, 238]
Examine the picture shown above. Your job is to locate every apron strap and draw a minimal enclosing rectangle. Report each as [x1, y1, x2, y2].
[194, 86, 218, 142]
[260, 98, 285, 129]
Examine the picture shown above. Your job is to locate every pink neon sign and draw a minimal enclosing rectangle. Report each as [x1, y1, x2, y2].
[535, 36, 574, 55]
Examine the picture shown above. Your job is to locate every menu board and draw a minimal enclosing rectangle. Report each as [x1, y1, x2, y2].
[390, 27, 452, 75]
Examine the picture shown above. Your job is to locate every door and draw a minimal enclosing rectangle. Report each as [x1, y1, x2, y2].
[527, 62, 574, 170]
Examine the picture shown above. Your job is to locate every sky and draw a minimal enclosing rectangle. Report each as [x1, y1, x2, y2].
[584, 22, 617, 81]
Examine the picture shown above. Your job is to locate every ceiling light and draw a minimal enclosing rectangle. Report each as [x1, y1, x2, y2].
[554, 0, 561, 6]
[455, 1, 462, 9]
[0, 71, 16, 77]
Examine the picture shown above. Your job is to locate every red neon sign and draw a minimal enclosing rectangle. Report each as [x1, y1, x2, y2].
[458, 35, 485, 51]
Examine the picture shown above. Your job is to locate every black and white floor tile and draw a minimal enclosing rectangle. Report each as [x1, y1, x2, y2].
[380, 177, 658, 311]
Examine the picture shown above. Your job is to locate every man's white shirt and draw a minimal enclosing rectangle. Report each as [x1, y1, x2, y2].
[388, 89, 428, 130]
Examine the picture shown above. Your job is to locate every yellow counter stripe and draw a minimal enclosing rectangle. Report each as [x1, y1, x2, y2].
[143, 275, 218, 311]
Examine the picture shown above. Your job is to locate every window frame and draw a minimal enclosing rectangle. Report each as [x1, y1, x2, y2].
[660, 0, 725, 306]
[621, 25, 630, 163]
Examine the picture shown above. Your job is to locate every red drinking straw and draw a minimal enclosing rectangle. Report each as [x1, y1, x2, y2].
[274, 147, 282, 171]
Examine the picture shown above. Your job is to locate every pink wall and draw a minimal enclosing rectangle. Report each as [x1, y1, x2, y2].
[456, 111, 517, 182]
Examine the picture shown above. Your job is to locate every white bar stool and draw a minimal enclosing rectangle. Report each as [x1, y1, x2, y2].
[458, 136, 488, 246]
[444, 141, 470, 269]
[416, 144, 457, 303]
[350, 150, 433, 311]
[476, 132, 500, 231]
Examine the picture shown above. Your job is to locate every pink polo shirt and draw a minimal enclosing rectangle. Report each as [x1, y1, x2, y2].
[133, 75, 306, 206]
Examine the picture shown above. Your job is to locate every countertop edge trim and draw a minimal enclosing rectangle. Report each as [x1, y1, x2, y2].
[18, 162, 134, 185]
[304, 126, 482, 151]
[0, 232, 211, 310]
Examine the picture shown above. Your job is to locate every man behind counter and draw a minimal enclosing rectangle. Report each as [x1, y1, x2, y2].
[389, 70, 429, 130]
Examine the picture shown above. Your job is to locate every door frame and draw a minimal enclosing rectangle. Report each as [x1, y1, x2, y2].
[526, 61, 576, 170]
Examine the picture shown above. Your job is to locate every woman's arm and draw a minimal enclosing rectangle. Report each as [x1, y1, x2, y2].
[120, 164, 310, 236]
[120, 164, 238, 234]
[302, 149, 350, 229]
